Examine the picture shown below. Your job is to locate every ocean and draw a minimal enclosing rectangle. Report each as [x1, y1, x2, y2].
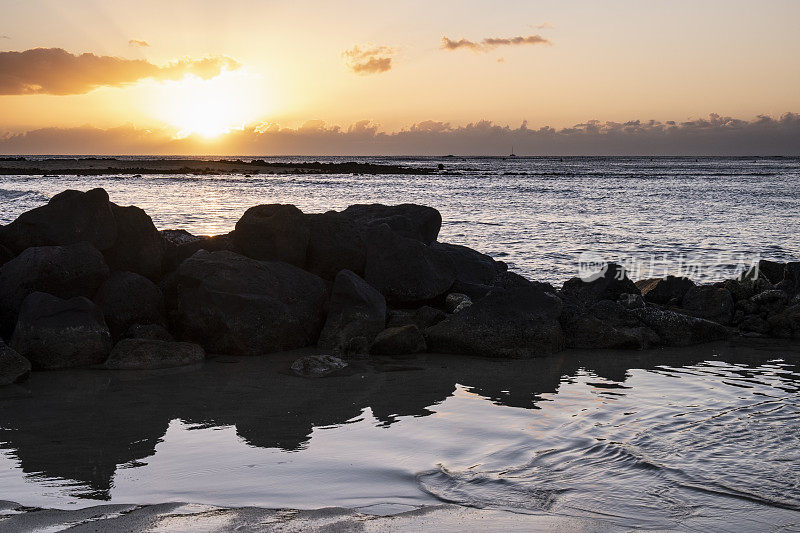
[2, 156, 799, 283]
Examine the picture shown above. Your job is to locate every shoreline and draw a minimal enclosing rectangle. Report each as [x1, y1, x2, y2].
[0, 157, 436, 176]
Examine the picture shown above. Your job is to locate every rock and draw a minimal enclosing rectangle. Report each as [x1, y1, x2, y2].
[305, 211, 366, 280]
[386, 306, 449, 330]
[0, 242, 109, 337]
[233, 204, 310, 267]
[123, 323, 174, 341]
[445, 293, 472, 313]
[630, 306, 730, 346]
[11, 292, 112, 369]
[103, 338, 205, 369]
[561, 263, 640, 304]
[426, 277, 565, 358]
[0, 340, 31, 385]
[783, 262, 800, 294]
[169, 250, 328, 355]
[739, 314, 771, 334]
[681, 285, 735, 324]
[750, 290, 789, 313]
[364, 225, 455, 304]
[635, 275, 695, 305]
[370, 325, 427, 355]
[719, 276, 773, 301]
[161, 230, 232, 273]
[767, 304, 800, 338]
[431, 242, 502, 286]
[291, 354, 348, 378]
[104, 204, 165, 279]
[751, 260, 786, 285]
[560, 299, 659, 350]
[317, 270, 386, 354]
[0, 188, 116, 253]
[618, 293, 646, 309]
[340, 203, 442, 244]
[0, 244, 13, 267]
[94, 271, 165, 339]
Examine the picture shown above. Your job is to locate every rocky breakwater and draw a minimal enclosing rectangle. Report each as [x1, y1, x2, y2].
[1, 188, 799, 384]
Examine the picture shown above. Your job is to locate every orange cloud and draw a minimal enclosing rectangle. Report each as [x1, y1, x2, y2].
[342, 45, 394, 75]
[441, 34, 551, 53]
[129, 39, 150, 48]
[0, 48, 240, 95]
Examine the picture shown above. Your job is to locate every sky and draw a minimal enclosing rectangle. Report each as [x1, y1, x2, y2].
[1, 0, 799, 155]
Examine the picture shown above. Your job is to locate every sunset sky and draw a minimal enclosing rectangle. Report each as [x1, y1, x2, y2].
[1, 0, 799, 154]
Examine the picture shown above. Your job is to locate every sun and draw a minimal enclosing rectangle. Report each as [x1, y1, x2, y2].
[149, 70, 262, 139]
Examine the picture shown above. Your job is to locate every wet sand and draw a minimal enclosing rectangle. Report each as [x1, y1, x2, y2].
[0, 157, 434, 176]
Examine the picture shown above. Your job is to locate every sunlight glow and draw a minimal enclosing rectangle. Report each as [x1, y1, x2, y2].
[149, 70, 264, 139]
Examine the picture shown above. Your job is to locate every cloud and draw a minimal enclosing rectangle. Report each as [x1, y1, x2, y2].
[441, 34, 551, 53]
[0, 35, 10, 40]
[129, 39, 150, 48]
[535, 22, 554, 30]
[342, 45, 394, 75]
[2, 113, 799, 156]
[0, 48, 241, 95]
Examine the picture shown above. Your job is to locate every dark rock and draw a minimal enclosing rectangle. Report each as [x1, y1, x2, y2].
[305, 211, 366, 280]
[364, 225, 455, 304]
[719, 276, 773, 301]
[739, 314, 771, 335]
[0, 244, 13, 267]
[635, 275, 695, 305]
[161, 230, 233, 273]
[0, 188, 116, 253]
[445, 293, 472, 313]
[104, 204, 165, 280]
[630, 306, 730, 346]
[750, 290, 789, 314]
[386, 306, 449, 330]
[0, 242, 109, 338]
[618, 293, 646, 309]
[681, 285, 735, 324]
[290, 354, 348, 378]
[431, 242, 503, 286]
[318, 270, 386, 354]
[561, 263, 640, 304]
[751, 260, 786, 285]
[233, 204, 310, 267]
[370, 325, 427, 355]
[341, 203, 442, 244]
[560, 299, 659, 350]
[0, 340, 30, 385]
[103, 338, 205, 369]
[169, 250, 328, 355]
[767, 304, 800, 338]
[94, 271, 165, 339]
[784, 262, 800, 294]
[123, 323, 174, 341]
[11, 292, 112, 369]
[426, 277, 565, 358]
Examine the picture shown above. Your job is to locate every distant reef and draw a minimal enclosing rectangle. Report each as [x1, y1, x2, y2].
[0, 188, 798, 383]
[0, 157, 435, 176]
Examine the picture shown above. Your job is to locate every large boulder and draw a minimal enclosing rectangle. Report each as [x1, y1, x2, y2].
[635, 275, 695, 305]
[169, 250, 328, 355]
[430, 243, 503, 286]
[680, 285, 735, 325]
[233, 204, 310, 267]
[426, 274, 565, 358]
[370, 324, 426, 355]
[340, 203, 442, 244]
[0, 340, 31, 385]
[752, 260, 786, 285]
[364, 225, 455, 304]
[630, 306, 730, 346]
[560, 300, 659, 350]
[0, 244, 13, 267]
[561, 263, 640, 304]
[161, 230, 232, 273]
[782, 262, 800, 295]
[719, 275, 773, 302]
[767, 304, 800, 338]
[317, 270, 386, 354]
[104, 204, 165, 280]
[103, 338, 205, 369]
[11, 292, 112, 369]
[305, 211, 366, 280]
[386, 306, 449, 330]
[123, 323, 174, 342]
[0, 242, 109, 337]
[94, 271, 165, 339]
[0, 188, 117, 253]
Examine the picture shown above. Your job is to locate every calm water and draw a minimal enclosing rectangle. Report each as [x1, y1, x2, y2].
[1, 156, 799, 283]
[0, 340, 799, 530]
